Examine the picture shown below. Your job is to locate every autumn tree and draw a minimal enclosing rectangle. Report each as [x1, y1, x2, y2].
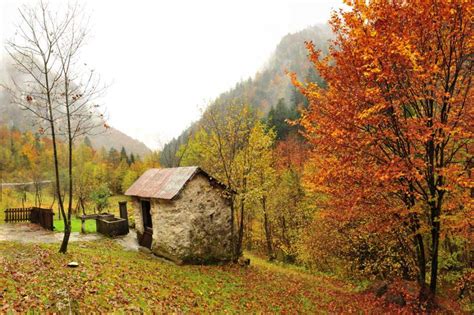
[73, 143, 98, 215]
[20, 131, 47, 206]
[270, 135, 310, 262]
[6, 0, 105, 253]
[107, 148, 120, 167]
[180, 102, 258, 257]
[245, 122, 277, 259]
[294, 0, 472, 299]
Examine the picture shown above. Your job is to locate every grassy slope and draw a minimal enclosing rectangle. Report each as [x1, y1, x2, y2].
[0, 240, 394, 313]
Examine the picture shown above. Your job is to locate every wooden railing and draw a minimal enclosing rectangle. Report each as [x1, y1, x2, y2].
[4, 207, 32, 222]
[4, 207, 54, 231]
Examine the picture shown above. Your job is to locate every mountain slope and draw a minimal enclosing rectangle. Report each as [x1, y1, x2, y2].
[160, 24, 333, 166]
[0, 58, 151, 157]
[88, 127, 151, 157]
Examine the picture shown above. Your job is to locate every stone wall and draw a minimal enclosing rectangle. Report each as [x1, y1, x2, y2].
[132, 198, 144, 234]
[151, 174, 233, 263]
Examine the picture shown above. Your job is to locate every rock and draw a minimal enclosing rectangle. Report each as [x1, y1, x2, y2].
[385, 292, 406, 307]
[67, 261, 79, 268]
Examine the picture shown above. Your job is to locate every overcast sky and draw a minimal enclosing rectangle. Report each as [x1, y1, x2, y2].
[1, 0, 342, 149]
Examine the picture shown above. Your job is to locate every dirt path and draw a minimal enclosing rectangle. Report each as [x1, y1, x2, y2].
[0, 223, 140, 251]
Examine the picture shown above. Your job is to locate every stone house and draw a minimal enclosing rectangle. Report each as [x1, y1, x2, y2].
[125, 166, 233, 264]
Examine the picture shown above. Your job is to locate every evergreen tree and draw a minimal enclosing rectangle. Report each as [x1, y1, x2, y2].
[120, 146, 130, 165]
[290, 85, 308, 110]
[267, 98, 297, 140]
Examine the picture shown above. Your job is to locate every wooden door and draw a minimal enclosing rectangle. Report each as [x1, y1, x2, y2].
[139, 227, 153, 249]
[139, 200, 153, 248]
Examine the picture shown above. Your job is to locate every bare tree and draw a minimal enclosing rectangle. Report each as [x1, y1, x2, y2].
[5, 0, 105, 253]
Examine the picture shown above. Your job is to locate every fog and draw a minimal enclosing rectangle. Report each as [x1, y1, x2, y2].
[0, 0, 342, 149]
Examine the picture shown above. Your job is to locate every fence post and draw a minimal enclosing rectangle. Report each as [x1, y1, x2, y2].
[119, 201, 129, 234]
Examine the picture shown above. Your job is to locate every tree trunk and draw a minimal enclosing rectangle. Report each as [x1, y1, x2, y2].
[81, 197, 86, 216]
[40, 57, 66, 252]
[407, 186, 426, 287]
[59, 223, 71, 253]
[236, 176, 247, 257]
[415, 233, 426, 285]
[60, 73, 74, 253]
[262, 196, 274, 260]
[46, 74, 66, 253]
[236, 198, 245, 256]
[429, 210, 440, 294]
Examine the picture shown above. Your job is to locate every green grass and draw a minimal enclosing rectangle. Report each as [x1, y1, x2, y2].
[53, 218, 96, 233]
[0, 240, 395, 313]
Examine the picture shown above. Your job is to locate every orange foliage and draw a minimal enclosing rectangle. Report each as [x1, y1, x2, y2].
[294, 0, 473, 297]
[274, 134, 308, 171]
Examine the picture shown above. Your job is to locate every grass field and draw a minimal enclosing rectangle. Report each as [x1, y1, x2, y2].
[53, 218, 97, 233]
[0, 240, 397, 313]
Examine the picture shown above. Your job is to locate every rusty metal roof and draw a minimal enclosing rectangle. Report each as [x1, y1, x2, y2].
[124, 166, 210, 200]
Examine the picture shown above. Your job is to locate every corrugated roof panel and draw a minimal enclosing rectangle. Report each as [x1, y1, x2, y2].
[124, 166, 200, 200]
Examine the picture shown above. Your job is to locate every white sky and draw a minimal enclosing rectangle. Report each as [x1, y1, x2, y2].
[1, 0, 342, 149]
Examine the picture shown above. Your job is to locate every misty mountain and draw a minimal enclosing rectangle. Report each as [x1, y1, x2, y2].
[0, 58, 151, 157]
[160, 24, 333, 166]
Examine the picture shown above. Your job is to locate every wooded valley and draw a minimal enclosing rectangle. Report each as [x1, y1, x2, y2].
[0, 0, 472, 313]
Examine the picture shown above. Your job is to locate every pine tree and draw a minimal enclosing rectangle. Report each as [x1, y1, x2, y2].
[267, 98, 295, 140]
[120, 146, 130, 165]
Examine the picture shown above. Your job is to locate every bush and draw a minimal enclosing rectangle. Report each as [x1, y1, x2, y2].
[90, 184, 111, 212]
[299, 215, 417, 281]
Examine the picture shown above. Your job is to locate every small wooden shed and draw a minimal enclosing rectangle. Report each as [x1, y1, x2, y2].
[125, 166, 233, 264]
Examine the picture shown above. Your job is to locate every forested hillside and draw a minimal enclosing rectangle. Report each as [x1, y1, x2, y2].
[158, 6, 473, 311]
[0, 125, 160, 200]
[160, 24, 332, 166]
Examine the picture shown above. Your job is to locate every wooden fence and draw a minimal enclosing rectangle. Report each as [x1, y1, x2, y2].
[4, 207, 54, 231]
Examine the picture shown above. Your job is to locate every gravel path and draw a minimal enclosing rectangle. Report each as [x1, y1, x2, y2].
[0, 223, 140, 251]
